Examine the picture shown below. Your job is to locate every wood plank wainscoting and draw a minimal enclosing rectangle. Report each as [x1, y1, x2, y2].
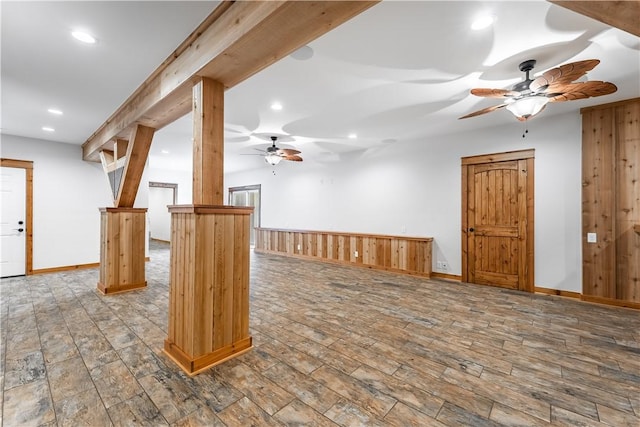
[581, 98, 640, 309]
[97, 207, 147, 295]
[255, 228, 433, 278]
[164, 205, 254, 375]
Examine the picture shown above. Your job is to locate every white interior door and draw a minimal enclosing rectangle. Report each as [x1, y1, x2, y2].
[1, 167, 27, 277]
[149, 186, 174, 242]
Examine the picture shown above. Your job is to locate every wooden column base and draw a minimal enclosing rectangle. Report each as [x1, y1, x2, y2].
[97, 207, 147, 295]
[164, 337, 253, 376]
[166, 205, 253, 375]
[97, 281, 146, 295]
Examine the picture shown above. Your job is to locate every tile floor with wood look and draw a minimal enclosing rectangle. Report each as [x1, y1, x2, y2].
[1, 240, 639, 426]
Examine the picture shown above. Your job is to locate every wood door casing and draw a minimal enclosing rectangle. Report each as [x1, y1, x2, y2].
[462, 150, 534, 292]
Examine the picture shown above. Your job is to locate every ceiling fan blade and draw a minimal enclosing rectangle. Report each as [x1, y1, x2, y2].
[530, 59, 600, 92]
[470, 88, 520, 98]
[277, 148, 301, 156]
[548, 81, 617, 102]
[283, 155, 303, 162]
[459, 104, 507, 119]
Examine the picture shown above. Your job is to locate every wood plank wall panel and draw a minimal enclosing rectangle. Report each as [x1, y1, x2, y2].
[615, 102, 640, 301]
[97, 208, 147, 294]
[582, 98, 640, 304]
[582, 108, 616, 297]
[255, 228, 433, 278]
[165, 206, 253, 374]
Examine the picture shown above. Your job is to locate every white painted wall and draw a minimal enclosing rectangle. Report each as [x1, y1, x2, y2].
[1, 110, 582, 291]
[147, 167, 192, 204]
[0, 134, 149, 270]
[226, 112, 583, 292]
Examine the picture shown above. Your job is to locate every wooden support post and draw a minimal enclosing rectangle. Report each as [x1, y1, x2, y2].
[164, 78, 253, 375]
[97, 207, 147, 295]
[193, 77, 224, 205]
[164, 77, 254, 375]
[164, 205, 253, 374]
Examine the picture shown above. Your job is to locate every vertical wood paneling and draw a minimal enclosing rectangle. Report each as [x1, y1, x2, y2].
[582, 100, 640, 302]
[583, 108, 615, 297]
[616, 103, 640, 301]
[98, 208, 147, 294]
[255, 228, 432, 277]
[165, 206, 253, 375]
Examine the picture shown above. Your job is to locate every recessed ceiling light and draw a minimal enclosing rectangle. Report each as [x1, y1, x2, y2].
[42, 126, 55, 132]
[161, 149, 170, 154]
[348, 133, 357, 139]
[48, 108, 63, 115]
[471, 14, 495, 31]
[72, 30, 96, 44]
[270, 102, 283, 111]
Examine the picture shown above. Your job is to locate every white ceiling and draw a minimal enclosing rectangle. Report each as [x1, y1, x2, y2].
[2, 1, 639, 174]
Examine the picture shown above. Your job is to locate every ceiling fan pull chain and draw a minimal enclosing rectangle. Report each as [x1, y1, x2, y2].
[522, 122, 529, 138]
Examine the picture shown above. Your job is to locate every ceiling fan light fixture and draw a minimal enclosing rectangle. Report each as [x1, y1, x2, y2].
[265, 153, 282, 165]
[506, 96, 549, 119]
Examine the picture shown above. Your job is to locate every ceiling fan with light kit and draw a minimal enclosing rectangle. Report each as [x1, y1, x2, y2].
[249, 136, 303, 166]
[459, 59, 617, 122]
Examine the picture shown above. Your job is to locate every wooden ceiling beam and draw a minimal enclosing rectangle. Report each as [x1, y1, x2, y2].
[549, 1, 640, 37]
[82, 0, 379, 162]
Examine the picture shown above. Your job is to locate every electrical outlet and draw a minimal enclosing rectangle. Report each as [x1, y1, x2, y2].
[354, 250, 359, 258]
[297, 244, 301, 251]
[587, 233, 597, 243]
[436, 261, 442, 268]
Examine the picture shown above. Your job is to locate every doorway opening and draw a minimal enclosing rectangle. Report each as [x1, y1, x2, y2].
[149, 182, 177, 243]
[229, 184, 261, 246]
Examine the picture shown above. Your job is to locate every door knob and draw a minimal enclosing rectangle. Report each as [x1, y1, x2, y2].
[18, 221, 24, 225]
[469, 228, 474, 232]
[13, 228, 24, 232]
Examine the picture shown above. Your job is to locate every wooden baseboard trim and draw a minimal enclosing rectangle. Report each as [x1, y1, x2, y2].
[254, 248, 431, 279]
[150, 238, 170, 243]
[580, 295, 640, 310]
[30, 258, 150, 276]
[97, 281, 147, 295]
[431, 272, 462, 281]
[164, 337, 253, 376]
[31, 262, 100, 275]
[535, 287, 581, 299]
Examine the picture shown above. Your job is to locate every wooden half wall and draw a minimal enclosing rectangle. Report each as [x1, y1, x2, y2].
[582, 98, 640, 307]
[255, 228, 433, 278]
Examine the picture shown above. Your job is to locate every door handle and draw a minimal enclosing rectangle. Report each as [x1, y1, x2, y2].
[469, 228, 474, 232]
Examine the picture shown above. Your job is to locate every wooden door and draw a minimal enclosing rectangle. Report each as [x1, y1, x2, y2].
[462, 150, 534, 292]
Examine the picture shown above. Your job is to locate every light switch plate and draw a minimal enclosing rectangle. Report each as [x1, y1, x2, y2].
[587, 233, 597, 243]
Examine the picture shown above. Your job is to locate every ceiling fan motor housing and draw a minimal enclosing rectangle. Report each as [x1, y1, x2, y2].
[513, 59, 537, 93]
